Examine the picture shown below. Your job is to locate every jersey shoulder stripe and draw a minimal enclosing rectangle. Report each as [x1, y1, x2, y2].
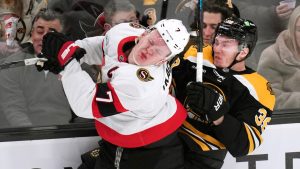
[182, 44, 215, 68]
[234, 73, 275, 111]
[94, 82, 127, 117]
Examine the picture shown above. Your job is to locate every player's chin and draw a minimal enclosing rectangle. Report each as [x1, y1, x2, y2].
[213, 60, 223, 68]
[204, 39, 211, 44]
[137, 59, 152, 66]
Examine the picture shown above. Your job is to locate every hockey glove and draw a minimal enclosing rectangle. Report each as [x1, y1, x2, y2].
[186, 82, 229, 122]
[36, 31, 86, 74]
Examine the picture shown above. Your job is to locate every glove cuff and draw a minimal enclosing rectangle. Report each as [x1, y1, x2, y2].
[207, 95, 229, 121]
[57, 41, 80, 66]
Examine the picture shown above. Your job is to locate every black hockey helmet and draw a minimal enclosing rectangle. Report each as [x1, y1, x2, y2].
[213, 17, 257, 58]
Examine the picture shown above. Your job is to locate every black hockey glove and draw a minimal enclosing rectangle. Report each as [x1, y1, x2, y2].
[36, 31, 86, 74]
[186, 82, 229, 122]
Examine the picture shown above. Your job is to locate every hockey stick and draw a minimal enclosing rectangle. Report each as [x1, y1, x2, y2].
[160, 0, 169, 19]
[196, 0, 203, 82]
[0, 57, 47, 70]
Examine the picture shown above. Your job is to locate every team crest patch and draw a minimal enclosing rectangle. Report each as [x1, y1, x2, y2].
[90, 148, 100, 158]
[136, 68, 154, 82]
[129, 22, 143, 29]
[171, 57, 180, 68]
[266, 82, 275, 95]
[118, 55, 125, 62]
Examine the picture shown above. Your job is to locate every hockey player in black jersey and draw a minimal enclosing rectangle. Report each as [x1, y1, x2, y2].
[172, 17, 276, 169]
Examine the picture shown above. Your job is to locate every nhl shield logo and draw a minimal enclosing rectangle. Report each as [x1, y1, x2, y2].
[136, 68, 154, 82]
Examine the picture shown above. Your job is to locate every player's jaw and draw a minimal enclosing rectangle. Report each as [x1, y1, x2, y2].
[213, 53, 227, 68]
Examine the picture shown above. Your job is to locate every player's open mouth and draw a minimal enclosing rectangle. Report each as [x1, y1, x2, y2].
[140, 52, 147, 60]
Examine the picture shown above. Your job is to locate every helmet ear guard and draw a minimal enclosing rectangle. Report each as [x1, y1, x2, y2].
[154, 19, 190, 61]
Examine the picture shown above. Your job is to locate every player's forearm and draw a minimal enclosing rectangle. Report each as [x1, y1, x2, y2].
[213, 114, 263, 157]
[61, 60, 96, 119]
[75, 36, 104, 65]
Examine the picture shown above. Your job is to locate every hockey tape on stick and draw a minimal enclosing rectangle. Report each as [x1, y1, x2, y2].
[196, 0, 203, 82]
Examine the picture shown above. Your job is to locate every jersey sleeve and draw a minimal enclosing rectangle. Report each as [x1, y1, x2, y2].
[61, 60, 97, 119]
[75, 36, 104, 65]
[109, 65, 168, 114]
[61, 60, 126, 119]
[212, 73, 275, 157]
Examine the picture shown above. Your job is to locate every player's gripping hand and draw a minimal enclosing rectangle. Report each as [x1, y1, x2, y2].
[186, 82, 229, 121]
[36, 31, 86, 74]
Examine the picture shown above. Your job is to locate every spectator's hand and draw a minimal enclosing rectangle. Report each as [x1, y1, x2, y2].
[36, 31, 86, 74]
[276, 3, 293, 20]
[186, 82, 229, 122]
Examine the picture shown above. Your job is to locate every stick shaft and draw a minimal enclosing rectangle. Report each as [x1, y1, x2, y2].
[196, 0, 203, 82]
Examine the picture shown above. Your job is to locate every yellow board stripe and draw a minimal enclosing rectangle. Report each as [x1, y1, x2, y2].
[182, 121, 225, 149]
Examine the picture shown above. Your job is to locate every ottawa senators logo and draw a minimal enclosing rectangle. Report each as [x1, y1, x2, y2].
[136, 68, 154, 82]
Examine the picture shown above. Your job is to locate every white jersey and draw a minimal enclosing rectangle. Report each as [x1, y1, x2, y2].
[63, 22, 186, 147]
[62, 60, 186, 148]
[75, 36, 104, 65]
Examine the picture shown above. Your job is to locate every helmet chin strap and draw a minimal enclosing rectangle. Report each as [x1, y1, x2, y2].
[221, 44, 246, 70]
[227, 52, 240, 69]
[154, 59, 166, 66]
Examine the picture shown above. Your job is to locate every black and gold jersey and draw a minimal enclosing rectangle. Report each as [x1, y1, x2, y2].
[172, 44, 275, 157]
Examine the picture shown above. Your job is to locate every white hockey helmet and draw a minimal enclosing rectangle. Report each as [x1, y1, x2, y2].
[154, 19, 190, 61]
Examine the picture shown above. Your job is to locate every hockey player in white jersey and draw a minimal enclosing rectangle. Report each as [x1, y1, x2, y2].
[38, 19, 189, 169]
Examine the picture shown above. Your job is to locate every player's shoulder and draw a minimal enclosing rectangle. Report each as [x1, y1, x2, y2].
[233, 70, 275, 110]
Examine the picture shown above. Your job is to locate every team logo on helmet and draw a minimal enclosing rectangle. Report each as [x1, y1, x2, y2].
[136, 68, 154, 82]
[129, 22, 143, 29]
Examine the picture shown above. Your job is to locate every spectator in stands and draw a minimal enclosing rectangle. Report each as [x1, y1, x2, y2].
[77, 0, 138, 65]
[0, 0, 24, 128]
[0, 9, 72, 127]
[257, 6, 300, 110]
[233, 0, 300, 70]
[203, 0, 236, 45]
[48, 0, 105, 40]
[100, 0, 138, 35]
